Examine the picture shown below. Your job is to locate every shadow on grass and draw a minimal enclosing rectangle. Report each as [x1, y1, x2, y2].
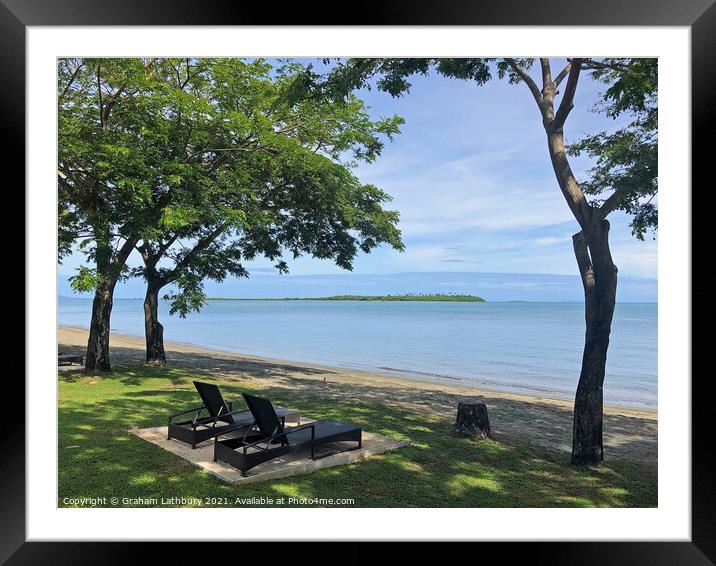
[58, 344, 334, 379]
[58, 370, 657, 508]
[256, 377, 658, 469]
[59, 337, 657, 466]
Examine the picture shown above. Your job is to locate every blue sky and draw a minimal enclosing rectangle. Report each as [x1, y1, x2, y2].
[59, 59, 657, 300]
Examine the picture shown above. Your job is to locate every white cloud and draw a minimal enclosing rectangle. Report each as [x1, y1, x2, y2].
[610, 243, 658, 278]
[358, 150, 574, 238]
[533, 234, 573, 247]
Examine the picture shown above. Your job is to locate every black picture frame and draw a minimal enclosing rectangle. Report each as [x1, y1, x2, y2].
[7, 0, 708, 563]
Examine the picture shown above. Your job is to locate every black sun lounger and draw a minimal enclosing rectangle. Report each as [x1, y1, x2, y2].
[167, 381, 300, 448]
[213, 393, 362, 476]
[58, 352, 84, 366]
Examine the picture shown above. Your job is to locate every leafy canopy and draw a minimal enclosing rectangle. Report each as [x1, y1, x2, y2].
[304, 57, 657, 239]
[567, 58, 657, 239]
[59, 58, 405, 314]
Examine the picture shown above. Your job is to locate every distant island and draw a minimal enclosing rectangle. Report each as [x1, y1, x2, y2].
[208, 293, 486, 302]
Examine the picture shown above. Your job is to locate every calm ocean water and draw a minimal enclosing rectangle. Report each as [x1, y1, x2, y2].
[58, 298, 657, 408]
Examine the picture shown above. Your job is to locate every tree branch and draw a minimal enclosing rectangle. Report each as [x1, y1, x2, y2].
[180, 58, 194, 90]
[138, 233, 180, 270]
[553, 62, 571, 88]
[96, 64, 104, 130]
[158, 233, 180, 256]
[572, 231, 596, 303]
[552, 58, 583, 131]
[598, 190, 624, 218]
[163, 224, 228, 284]
[113, 235, 140, 268]
[539, 58, 552, 93]
[598, 187, 657, 219]
[578, 58, 628, 72]
[505, 59, 543, 109]
[136, 242, 153, 264]
[60, 61, 83, 99]
[101, 84, 127, 125]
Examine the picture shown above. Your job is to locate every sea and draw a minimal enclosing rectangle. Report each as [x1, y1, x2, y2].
[58, 297, 657, 408]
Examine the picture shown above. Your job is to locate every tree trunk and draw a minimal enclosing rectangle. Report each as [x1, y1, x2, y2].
[453, 402, 491, 439]
[144, 281, 166, 366]
[85, 279, 116, 372]
[544, 127, 618, 466]
[570, 221, 618, 466]
[83, 232, 139, 373]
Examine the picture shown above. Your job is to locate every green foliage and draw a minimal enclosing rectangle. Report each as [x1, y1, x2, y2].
[568, 59, 658, 240]
[310, 58, 493, 99]
[318, 57, 658, 241]
[592, 59, 658, 120]
[68, 266, 99, 293]
[59, 58, 406, 316]
[163, 271, 207, 318]
[57, 367, 657, 507]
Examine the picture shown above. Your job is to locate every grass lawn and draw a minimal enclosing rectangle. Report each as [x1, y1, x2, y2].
[58, 364, 657, 508]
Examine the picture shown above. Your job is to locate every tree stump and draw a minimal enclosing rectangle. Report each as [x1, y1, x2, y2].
[453, 402, 491, 439]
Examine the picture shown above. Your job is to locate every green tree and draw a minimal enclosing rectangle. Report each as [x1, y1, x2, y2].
[59, 58, 403, 371]
[59, 58, 166, 372]
[313, 57, 657, 465]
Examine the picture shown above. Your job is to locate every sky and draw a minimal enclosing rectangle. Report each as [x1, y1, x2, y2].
[59, 58, 658, 301]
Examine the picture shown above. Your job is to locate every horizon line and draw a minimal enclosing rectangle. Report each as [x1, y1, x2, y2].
[58, 295, 658, 304]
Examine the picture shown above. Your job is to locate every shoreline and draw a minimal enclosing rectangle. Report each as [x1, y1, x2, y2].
[58, 324, 656, 416]
[58, 325, 657, 463]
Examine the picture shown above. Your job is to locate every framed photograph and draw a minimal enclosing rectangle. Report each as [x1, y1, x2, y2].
[9, 0, 710, 562]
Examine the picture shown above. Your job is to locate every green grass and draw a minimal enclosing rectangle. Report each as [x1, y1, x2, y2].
[207, 293, 486, 302]
[58, 365, 656, 508]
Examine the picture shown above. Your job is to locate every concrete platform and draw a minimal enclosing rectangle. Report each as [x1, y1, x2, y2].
[130, 420, 408, 485]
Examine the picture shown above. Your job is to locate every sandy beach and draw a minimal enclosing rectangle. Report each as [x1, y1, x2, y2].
[59, 325, 657, 466]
